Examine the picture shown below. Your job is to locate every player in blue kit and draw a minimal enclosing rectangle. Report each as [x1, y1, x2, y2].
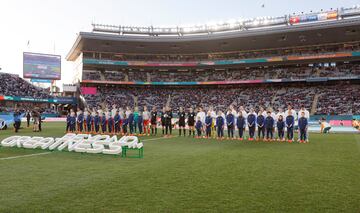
[114, 111, 121, 134]
[66, 112, 71, 132]
[77, 110, 84, 133]
[298, 111, 309, 143]
[85, 111, 92, 133]
[226, 110, 235, 139]
[108, 115, 114, 134]
[122, 114, 128, 135]
[286, 110, 295, 142]
[195, 117, 203, 138]
[265, 111, 275, 141]
[277, 115, 285, 141]
[247, 108, 256, 141]
[216, 111, 224, 139]
[94, 112, 100, 133]
[205, 112, 212, 138]
[70, 112, 76, 132]
[257, 109, 265, 141]
[236, 111, 246, 140]
[128, 111, 134, 135]
[101, 112, 107, 133]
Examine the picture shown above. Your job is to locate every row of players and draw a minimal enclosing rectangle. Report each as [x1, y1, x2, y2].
[66, 104, 310, 142]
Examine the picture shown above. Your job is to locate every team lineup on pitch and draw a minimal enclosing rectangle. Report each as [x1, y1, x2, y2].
[65, 105, 312, 143]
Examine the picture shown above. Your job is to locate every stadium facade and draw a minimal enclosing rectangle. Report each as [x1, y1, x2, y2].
[67, 6, 360, 116]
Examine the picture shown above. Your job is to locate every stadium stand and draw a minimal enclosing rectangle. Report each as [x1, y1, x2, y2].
[82, 41, 360, 62]
[81, 63, 360, 82]
[0, 73, 52, 98]
[82, 83, 360, 115]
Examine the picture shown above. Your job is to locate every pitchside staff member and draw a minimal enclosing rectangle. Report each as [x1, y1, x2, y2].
[178, 107, 186, 136]
[13, 110, 21, 133]
[151, 107, 158, 135]
[187, 108, 196, 137]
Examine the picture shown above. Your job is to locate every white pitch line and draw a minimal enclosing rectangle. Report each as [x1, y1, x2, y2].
[142, 136, 178, 142]
[0, 152, 52, 161]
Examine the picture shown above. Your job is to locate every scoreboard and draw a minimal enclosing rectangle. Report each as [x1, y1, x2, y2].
[23, 52, 61, 80]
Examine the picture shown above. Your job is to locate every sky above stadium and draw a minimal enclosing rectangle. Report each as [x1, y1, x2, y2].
[0, 0, 359, 88]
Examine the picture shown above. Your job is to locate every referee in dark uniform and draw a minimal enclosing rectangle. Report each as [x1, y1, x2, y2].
[187, 107, 196, 137]
[160, 107, 166, 135]
[178, 107, 186, 136]
[165, 106, 173, 137]
[151, 106, 158, 135]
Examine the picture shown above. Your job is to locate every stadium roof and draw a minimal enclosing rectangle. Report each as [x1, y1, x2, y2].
[67, 17, 360, 61]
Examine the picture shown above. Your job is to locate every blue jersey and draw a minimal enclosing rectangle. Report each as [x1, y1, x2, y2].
[70, 116, 76, 125]
[195, 120, 203, 130]
[122, 118, 129, 126]
[77, 113, 84, 123]
[86, 115, 92, 124]
[236, 116, 246, 129]
[66, 114, 71, 124]
[247, 114, 256, 127]
[101, 116, 106, 125]
[205, 116, 212, 127]
[257, 115, 265, 127]
[265, 116, 274, 129]
[216, 116, 224, 128]
[128, 113, 134, 124]
[226, 114, 235, 126]
[13, 112, 21, 122]
[94, 115, 100, 125]
[277, 120, 285, 130]
[114, 114, 120, 124]
[298, 117, 308, 130]
[286, 115, 294, 128]
[138, 115, 143, 124]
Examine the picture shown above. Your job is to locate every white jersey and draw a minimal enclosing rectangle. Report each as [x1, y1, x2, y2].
[97, 109, 103, 116]
[125, 110, 131, 119]
[111, 108, 117, 118]
[197, 111, 206, 124]
[298, 109, 310, 119]
[119, 110, 125, 119]
[91, 111, 96, 117]
[105, 111, 110, 119]
[239, 110, 248, 119]
[143, 111, 150, 120]
[210, 111, 217, 119]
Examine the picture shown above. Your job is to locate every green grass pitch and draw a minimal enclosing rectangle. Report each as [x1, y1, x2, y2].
[0, 122, 359, 212]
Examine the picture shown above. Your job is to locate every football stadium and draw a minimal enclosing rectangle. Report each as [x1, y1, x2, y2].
[1, 1, 360, 212]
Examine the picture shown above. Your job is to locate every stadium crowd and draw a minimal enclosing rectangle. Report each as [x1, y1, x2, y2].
[0, 73, 52, 99]
[82, 63, 360, 82]
[83, 83, 360, 115]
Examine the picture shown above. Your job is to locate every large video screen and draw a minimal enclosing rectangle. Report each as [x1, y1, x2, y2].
[23, 52, 61, 80]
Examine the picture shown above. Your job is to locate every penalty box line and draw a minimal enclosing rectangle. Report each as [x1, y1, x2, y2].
[142, 136, 179, 142]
